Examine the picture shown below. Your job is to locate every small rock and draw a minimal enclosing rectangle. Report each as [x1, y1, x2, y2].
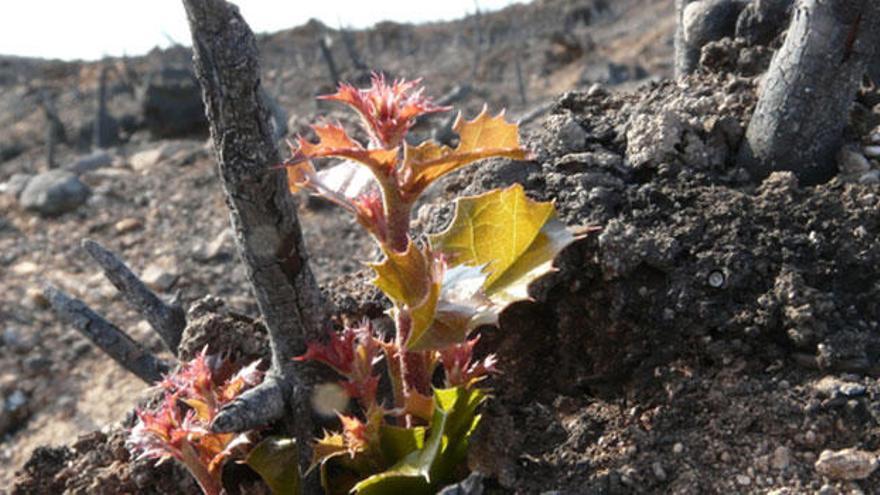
[859, 170, 880, 184]
[673, 442, 684, 454]
[839, 147, 871, 174]
[25, 287, 49, 309]
[11, 260, 39, 276]
[840, 383, 867, 398]
[815, 448, 878, 480]
[19, 170, 90, 216]
[772, 446, 792, 471]
[129, 148, 166, 172]
[2, 173, 32, 199]
[735, 474, 751, 486]
[194, 228, 233, 262]
[863, 145, 880, 158]
[142, 261, 179, 291]
[652, 461, 667, 481]
[64, 150, 113, 174]
[114, 217, 143, 234]
[817, 485, 835, 495]
[437, 471, 484, 495]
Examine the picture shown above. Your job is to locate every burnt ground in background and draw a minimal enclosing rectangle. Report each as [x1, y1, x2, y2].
[6, 0, 880, 493]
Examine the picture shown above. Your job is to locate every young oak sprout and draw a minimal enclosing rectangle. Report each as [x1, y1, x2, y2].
[287, 75, 578, 494]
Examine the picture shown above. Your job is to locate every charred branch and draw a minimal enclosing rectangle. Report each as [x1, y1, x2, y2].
[82, 239, 186, 353]
[739, 0, 880, 184]
[340, 27, 368, 72]
[318, 35, 341, 86]
[93, 64, 110, 149]
[43, 284, 169, 383]
[38, 91, 65, 169]
[182, 0, 328, 480]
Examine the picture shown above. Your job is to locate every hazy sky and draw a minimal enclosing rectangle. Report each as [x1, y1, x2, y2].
[1, 0, 518, 61]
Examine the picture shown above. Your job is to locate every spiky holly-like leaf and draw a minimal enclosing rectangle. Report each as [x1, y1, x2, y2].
[245, 437, 301, 495]
[430, 183, 574, 301]
[400, 108, 529, 201]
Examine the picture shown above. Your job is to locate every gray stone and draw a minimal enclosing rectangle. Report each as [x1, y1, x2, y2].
[64, 150, 113, 175]
[3, 173, 32, 199]
[19, 170, 90, 216]
[859, 170, 880, 184]
[838, 147, 871, 174]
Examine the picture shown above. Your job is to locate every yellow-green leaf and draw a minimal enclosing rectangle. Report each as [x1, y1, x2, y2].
[369, 243, 432, 308]
[429, 183, 560, 291]
[400, 109, 529, 200]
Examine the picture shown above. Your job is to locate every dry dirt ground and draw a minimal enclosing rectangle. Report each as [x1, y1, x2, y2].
[5, 0, 880, 493]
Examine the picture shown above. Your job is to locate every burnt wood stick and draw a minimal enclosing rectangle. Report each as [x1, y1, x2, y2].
[82, 239, 186, 353]
[341, 27, 368, 71]
[43, 284, 169, 383]
[515, 56, 527, 105]
[182, 0, 327, 480]
[93, 64, 109, 149]
[318, 36, 340, 86]
[739, 0, 880, 184]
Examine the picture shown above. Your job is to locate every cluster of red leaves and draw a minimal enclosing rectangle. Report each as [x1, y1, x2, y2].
[319, 75, 450, 148]
[127, 349, 263, 495]
[294, 321, 383, 409]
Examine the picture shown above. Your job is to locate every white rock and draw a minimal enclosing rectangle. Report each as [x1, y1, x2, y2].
[141, 257, 180, 291]
[815, 448, 878, 480]
[129, 148, 166, 172]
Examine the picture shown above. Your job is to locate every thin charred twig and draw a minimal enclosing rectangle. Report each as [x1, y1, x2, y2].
[517, 100, 554, 126]
[318, 35, 340, 86]
[93, 64, 110, 149]
[340, 26, 368, 71]
[82, 239, 186, 353]
[470, 0, 483, 81]
[514, 56, 527, 105]
[183, 0, 327, 481]
[436, 83, 472, 107]
[38, 91, 65, 169]
[43, 284, 169, 383]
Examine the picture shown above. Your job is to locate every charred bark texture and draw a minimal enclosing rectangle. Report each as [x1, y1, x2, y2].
[93, 65, 110, 149]
[43, 284, 170, 383]
[739, 0, 880, 184]
[182, 0, 327, 480]
[82, 239, 186, 352]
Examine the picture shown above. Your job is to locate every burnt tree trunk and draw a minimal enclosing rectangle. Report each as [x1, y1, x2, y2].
[739, 0, 880, 184]
[182, 0, 327, 479]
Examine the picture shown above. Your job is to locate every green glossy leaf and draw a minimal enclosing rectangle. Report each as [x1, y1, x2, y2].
[352, 387, 487, 494]
[245, 437, 301, 495]
[379, 424, 426, 462]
